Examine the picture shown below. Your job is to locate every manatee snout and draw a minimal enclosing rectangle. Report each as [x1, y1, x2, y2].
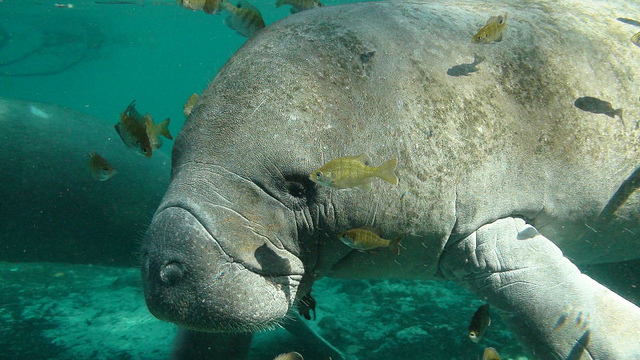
[141, 204, 303, 332]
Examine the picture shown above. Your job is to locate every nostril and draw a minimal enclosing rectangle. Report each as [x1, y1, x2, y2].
[160, 261, 184, 285]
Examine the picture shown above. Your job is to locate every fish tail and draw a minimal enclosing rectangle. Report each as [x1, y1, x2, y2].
[375, 158, 398, 185]
[472, 54, 485, 65]
[204, 0, 221, 14]
[157, 118, 174, 140]
[389, 235, 403, 255]
[221, 0, 236, 11]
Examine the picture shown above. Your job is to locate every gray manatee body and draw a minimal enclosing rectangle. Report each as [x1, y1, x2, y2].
[142, 0, 640, 358]
[0, 98, 170, 266]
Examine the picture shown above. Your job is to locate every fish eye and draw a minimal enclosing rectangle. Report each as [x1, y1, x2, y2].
[102, 167, 110, 171]
[315, 172, 323, 179]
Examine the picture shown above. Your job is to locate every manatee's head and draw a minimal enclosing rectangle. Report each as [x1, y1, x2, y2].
[141, 158, 321, 331]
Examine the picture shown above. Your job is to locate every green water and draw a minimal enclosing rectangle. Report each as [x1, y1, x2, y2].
[1, 0, 639, 359]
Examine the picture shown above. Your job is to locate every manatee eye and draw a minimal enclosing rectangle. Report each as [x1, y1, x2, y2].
[285, 180, 307, 198]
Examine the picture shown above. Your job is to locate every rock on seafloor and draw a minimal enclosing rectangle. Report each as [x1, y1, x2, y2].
[0, 261, 529, 360]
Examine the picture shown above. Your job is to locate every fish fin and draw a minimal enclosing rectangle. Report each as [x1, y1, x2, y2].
[472, 54, 485, 65]
[615, 108, 626, 129]
[289, 7, 298, 14]
[274, 0, 284, 7]
[237, 0, 260, 14]
[486, 16, 500, 25]
[496, 33, 503, 42]
[203, 0, 220, 14]
[356, 182, 372, 192]
[501, 13, 508, 24]
[221, 1, 236, 11]
[156, 118, 173, 140]
[389, 235, 403, 255]
[353, 153, 372, 165]
[114, 123, 126, 143]
[375, 158, 399, 185]
[142, 113, 153, 126]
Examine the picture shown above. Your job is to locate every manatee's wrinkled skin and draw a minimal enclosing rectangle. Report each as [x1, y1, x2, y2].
[142, 0, 640, 358]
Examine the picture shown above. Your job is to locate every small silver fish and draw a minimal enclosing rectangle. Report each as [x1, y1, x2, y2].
[88, 151, 117, 181]
[178, 0, 223, 14]
[631, 32, 640, 48]
[183, 93, 199, 117]
[338, 227, 402, 255]
[310, 154, 398, 191]
[273, 352, 304, 360]
[222, 0, 266, 38]
[468, 303, 491, 343]
[275, 0, 322, 14]
[472, 14, 507, 44]
[143, 114, 173, 150]
[483, 347, 501, 360]
[114, 101, 152, 157]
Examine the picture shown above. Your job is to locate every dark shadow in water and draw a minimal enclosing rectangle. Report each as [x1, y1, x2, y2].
[566, 330, 591, 360]
[597, 166, 640, 225]
[0, 21, 104, 77]
[617, 17, 640, 27]
[447, 54, 485, 77]
[0, 301, 66, 359]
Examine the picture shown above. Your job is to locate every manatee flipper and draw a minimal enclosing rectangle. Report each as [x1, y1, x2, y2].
[172, 328, 252, 360]
[282, 312, 346, 360]
[440, 217, 640, 358]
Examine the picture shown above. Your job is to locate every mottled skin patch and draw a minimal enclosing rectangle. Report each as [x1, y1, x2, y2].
[142, 1, 640, 358]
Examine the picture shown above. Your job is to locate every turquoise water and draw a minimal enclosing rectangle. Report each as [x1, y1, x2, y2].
[1, 0, 640, 359]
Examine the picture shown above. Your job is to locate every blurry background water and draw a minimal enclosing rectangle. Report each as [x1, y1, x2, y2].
[0, 0, 638, 359]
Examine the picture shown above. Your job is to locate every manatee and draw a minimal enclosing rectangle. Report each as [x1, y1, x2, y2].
[0, 98, 170, 266]
[141, 0, 640, 358]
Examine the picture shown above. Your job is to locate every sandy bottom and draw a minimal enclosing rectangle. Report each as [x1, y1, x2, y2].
[0, 261, 529, 360]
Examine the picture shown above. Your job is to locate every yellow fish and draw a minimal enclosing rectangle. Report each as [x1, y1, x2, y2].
[143, 114, 173, 151]
[177, 0, 223, 14]
[482, 347, 501, 360]
[309, 154, 398, 191]
[183, 93, 199, 117]
[631, 32, 640, 48]
[88, 151, 117, 181]
[468, 303, 491, 343]
[273, 352, 304, 360]
[338, 228, 402, 255]
[114, 101, 152, 157]
[222, 0, 266, 38]
[275, 0, 322, 14]
[472, 14, 507, 44]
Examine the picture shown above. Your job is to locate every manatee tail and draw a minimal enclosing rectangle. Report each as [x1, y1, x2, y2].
[156, 118, 173, 140]
[389, 235, 403, 255]
[375, 158, 398, 185]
